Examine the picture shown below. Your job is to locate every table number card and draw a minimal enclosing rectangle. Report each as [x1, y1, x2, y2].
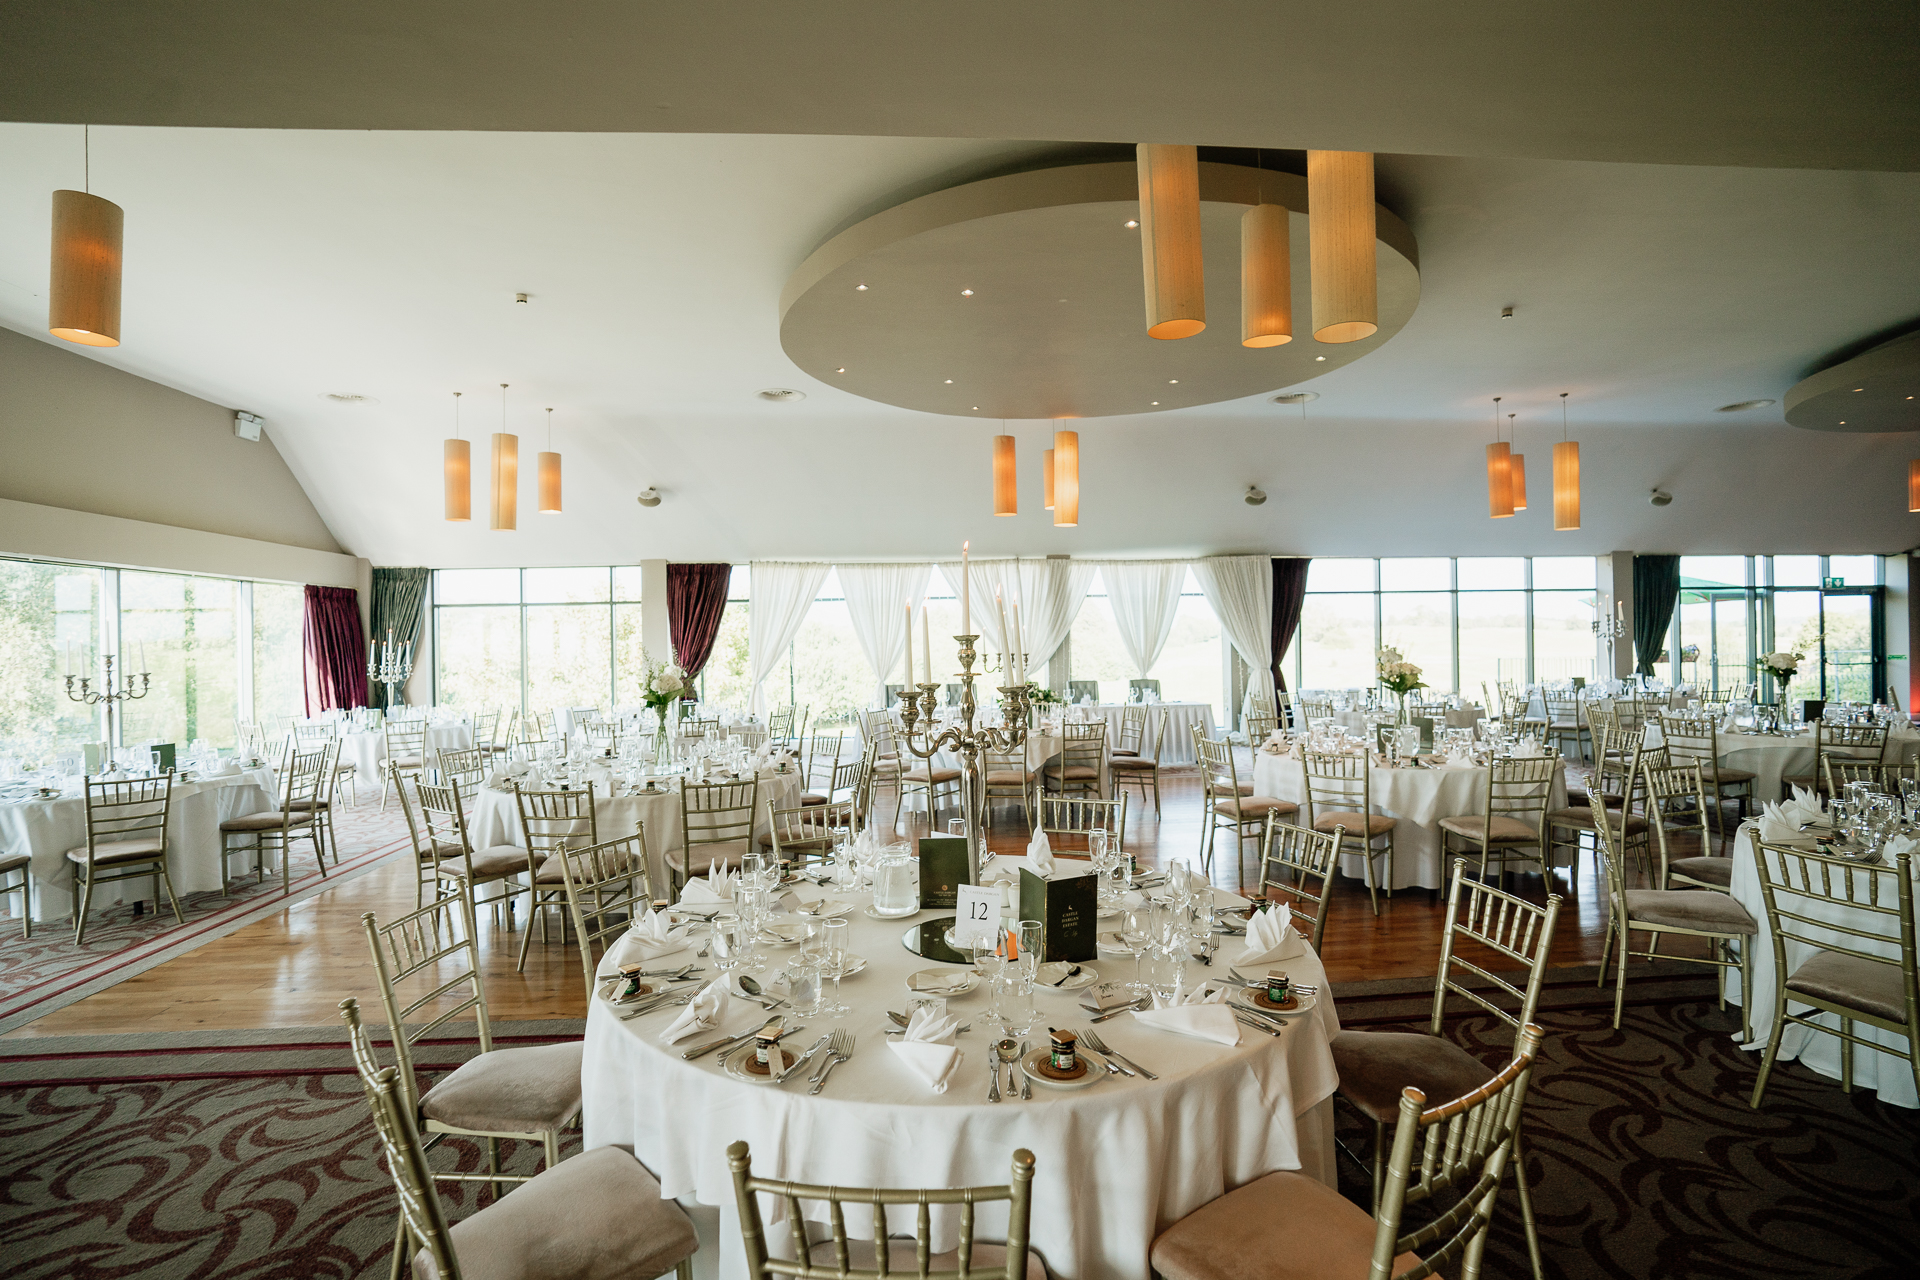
[952, 883, 1002, 950]
[918, 835, 969, 910]
[1019, 866, 1097, 962]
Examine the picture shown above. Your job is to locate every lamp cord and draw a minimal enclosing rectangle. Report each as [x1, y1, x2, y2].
[1493, 396, 1503, 443]
[84, 123, 89, 193]
[546, 408, 553, 449]
[500, 384, 508, 433]
[453, 391, 462, 440]
[1561, 391, 1570, 441]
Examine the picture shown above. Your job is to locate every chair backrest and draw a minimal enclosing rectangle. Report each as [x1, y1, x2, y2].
[283, 747, 328, 812]
[1129, 677, 1162, 699]
[1256, 816, 1340, 951]
[1545, 693, 1580, 723]
[728, 1140, 1035, 1280]
[1244, 713, 1278, 744]
[292, 719, 340, 745]
[1429, 858, 1562, 1038]
[687, 717, 723, 738]
[1193, 735, 1241, 801]
[435, 746, 488, 791]
[824, 756, 864, 803]
[339, 998, 466, 1280]
[1484, 754, 1556, 828]
[682, 779, 758, 848]
[1068, 680, 1100, 704]
[1820, 720, 1890, 769]
[1298, 696, 1335, 722]
[804, 735, 845, 790]
[469, 708, 499, 749]
[1038, 794, 1128, 854]
[81, 774, 174, 856]
[415, 778, 477, 869]
[1115, 705, 1148, 753]
[513, 783, 598, 863]
[768, 707, 796, 741]
[552, 833, 653, 1005]
[735, 725, 771, 751]
[769, 799, 856, 866]
[1371, 1025, 1546, 1280]
[1657, 712, 1719, 770]
[385, 720, 428, 763]
[1057, 720, 1107, 773]
[1613, 698, 1650, 733]
[1823, 756, 1889, 793]
[1750, 839, 1917, 1030]
[1641, 759, 1710, 886]
[1301, 750, 1370, 828]
[513, 708, 547, 745]
[359, 897, 493, 1113]
[581, 718, 622, 747]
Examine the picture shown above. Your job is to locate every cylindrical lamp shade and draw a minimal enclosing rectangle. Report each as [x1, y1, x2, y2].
[443, 438, 471, 522]
[490, 433, 518, 530]
[1486, 441, 1514, 519]
[1553, 441, 1581, 530]
[1136, 143, 1205, 340]
[1240, 203, 1292, 347]
[992, 435, 1017, 516]
[1053, 430, 1080, 527]
[1043, 448, 1056, 510]
[1909, 459, 1920, 513]
[1307, 151, 1378, 344]
[49, 190, 124, 347]
[537, 451, 562, 514]
[1510, 454, 1527, 511]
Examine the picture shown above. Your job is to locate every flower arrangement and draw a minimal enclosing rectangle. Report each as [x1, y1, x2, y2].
[1022, 681, 1062, 706]
[1679, 644, 1701, 663]
[636, 649, 689, 714]
[1760, 650, 1805, 681]
[1375, 647, 1427, 696]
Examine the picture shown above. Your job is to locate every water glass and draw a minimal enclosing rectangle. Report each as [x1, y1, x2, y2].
[948, 818, 967, 838]
[786, 956, 824, 1016]
[710, 914, 745, 974]
[1140, 944, 1184, 1004]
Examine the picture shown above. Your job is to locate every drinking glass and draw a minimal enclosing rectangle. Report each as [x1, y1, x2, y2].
[948, 818, 967, 838]
[1140, 944, 1183, 1004]
[1119, 903, 1154, 991]
[820, 917, 852, 1016]
[710, 914, 744, 976]
[786, 955, 824, 1016]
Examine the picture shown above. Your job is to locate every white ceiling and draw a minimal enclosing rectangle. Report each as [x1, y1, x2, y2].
[1, 124, 1918, 566]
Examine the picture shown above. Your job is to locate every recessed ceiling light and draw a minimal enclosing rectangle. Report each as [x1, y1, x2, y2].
[1151, 401, 1160, 406]
[855, 284, 868, 291]
[1168, 379, 1179, 384]
[1270, 392, 1320, 404]
[1839, 420, 1846, 425]
[1315, 356, 1326, 362]
[944, 379, 954, 384]
[961, 289, 974, 296]
[836, 367, 846, 373]
[1853, 387, 1865, 392]
[1124, 220, 1139, 228]
[320, 392, 378, 404]
[756, 388, 806, 402]
[972, 406, 980, 410]
[1715, 399, 1776, 412]
[1500, 306, 1514, 319]
[514, 292, 529, 305]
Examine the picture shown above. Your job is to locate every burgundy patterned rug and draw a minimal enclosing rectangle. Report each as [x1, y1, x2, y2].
[0, 806, 413, 1034]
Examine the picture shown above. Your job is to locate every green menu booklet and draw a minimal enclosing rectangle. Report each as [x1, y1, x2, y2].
[918, 836, 970, 910]
[1019, 866, 1097, 963]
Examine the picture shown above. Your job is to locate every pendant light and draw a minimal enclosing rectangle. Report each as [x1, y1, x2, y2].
[1043, 447, 1056, 510]
[1136, 143, 1205, 339]
[1486, 396, 1514, 519]
[491, 383, 518, 531]
[1240, 202, 1292, 348]
[1307, 150, 1377, 343]
[1910, 459, 1920, 513]
[1053, 428, 1080, 527]
[538, 408, 562, 515]
[1554, 392, 1582, 531]
[444, 391, 471, 522]
[1508, 412, 1527, 511]
[49, 126, 124, 348]
[992, 432, 1017, 516]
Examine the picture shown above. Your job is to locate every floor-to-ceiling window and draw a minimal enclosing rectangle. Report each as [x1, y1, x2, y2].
[0, 558, 105, 765]
[431, 567, 641, 720]
[118, 572, 242, 750]
[1065, 567, 1226, 716]
[251, 581, 306, 734]
[1666, 555, 1885, 703]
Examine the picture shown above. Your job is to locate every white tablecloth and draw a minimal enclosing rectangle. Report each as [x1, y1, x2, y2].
[1076, 703, 1214, 766]
[1726, 823, 1918, 1108]
[582, 860, 1338, 1280]
[0, 768, 279, 920]
[469, 768, 805, 891]
[1713, 727, 1920, 805]
[1252, 750, 1567, 891]
[333, 722, 474, 779]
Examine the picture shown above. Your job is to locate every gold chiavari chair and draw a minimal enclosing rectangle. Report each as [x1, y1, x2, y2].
[1038, 794, 1129, 859]
[1154, 1026, 1546, 1280]
[1255, 815, 1342, 953]
[764, 798, 857, 869]
[799, 733, 844, 805]
[512, 783, 598, 971]
[767, 705, 797, 744]
[1301, 749, 1397, 916]
[551, 833, 653, 1007]
[1782, 720, 1891, 799]
[1111, 704, 1148, 757]
[415, 778, 525, 921]
[1243, 712, 1279, 746]
[381, 720, 429, 812]
[511, 707, 548, 751]
[901, 753, 964, 829]
[434, 745, 489, 793]
[0, 848, 29, 938]
[1329, 859, 1559, 1279]
[1748, 842, 1918, 1108]
[729, 1141, 1038, 1280]
[218, 748, 327, 898]
[1041, 721, 1108, 799]
[1593, 806, 1755, 1040]
[1195, 733, 1296, 884]
[1439, 753, 1556, 885]
[1642, 758, 1729, 891]
[69, 774, 180, 945]
[1109, 713, 1167, 818]
[286, 737, 346, 866]
[1543, 693, 1589, 761]
[291, 719, 359, 806]
[864, 735, 905, 830]
[340, 999, 696, 1280]
[1297, 696, 1335, 724]
[468, 708, 503, 760]
[580, 718, 622, 753]
[352, 899, 585, 1200]
[671, 777, 758, 895]
[982, 745, 1037, 830]
[1659, 711, 1756, 842]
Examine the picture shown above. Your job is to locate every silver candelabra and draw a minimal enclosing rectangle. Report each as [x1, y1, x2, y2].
[898, 635, 1034, 883]
[368, 630, 415, 711]
[64, 652, 149, 751]
[1592, 616, 1627, 679]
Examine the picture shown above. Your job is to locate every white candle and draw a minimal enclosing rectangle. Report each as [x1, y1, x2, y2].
[1011, 601, 1024, 683]
[904, 599, 914, 688]
[139, 640, 146, 673]
[961, 541, 971, 636]
[921, 601, 931, 683]
[996, 589, 1009, 674]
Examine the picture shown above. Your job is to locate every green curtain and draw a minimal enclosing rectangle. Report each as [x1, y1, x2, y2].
[1632, 555, 1681, 676]
[369, 566, 431, 658]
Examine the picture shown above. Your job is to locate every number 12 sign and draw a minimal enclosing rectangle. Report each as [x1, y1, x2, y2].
[952, 884, 1002, 950]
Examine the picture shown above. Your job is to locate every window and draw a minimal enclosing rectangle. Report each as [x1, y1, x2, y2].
[696, 566, 752, 711]
[252, 581, 305, 734]
[431, 567, 638, 719]
[119, 571, 242, 750]
[1064, 568, 1224, 717]
[0, 559, 104, 764]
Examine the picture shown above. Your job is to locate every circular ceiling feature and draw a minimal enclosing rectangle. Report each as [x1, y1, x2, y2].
[780, 161, 1419, 419]
[1785, 331, 1920, 433]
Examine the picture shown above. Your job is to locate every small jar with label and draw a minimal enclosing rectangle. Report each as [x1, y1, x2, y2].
[1266, 971, 1291, 1005]
[754, 1027, 782, 1069]
[1049, 1029, 1078, 1073]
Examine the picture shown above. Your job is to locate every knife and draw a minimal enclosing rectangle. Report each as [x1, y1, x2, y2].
[1090, 998, 1149, 1023]
[683, 1014, 785, 1060]
[777, 1034, 830, 1085]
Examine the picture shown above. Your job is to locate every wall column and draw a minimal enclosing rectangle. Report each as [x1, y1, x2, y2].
[640, 559, 672, 663]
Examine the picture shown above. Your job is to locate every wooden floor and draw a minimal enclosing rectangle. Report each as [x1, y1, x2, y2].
[6, 769, 1716, 1037]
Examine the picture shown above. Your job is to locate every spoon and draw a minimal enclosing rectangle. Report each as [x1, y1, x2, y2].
[737, 975, 787, 1009]
[995, 1038, 1021, 1099]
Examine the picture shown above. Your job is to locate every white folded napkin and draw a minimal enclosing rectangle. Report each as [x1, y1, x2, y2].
[596, 909, 688, 974]
[680, 860, 736, 907]
[1236, 907, 1306, 967]
[907, 970, 974, 996]
[660, 979, 730, 1043]
[1880, 834, 1920, 876]
[1134, 983, 1239, 1045]
[887, 1007, 963, 1092]
[1785, 786, 1826, 827]
[1026, 828, 1054, 878]
[1756, 803, 1819, 848]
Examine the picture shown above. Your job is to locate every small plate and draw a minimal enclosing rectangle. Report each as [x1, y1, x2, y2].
[1035, 963, 1100, 992]
[906, 968, 977, 997]
[720, 1040, 803, 1084]
[864, 903, 921, 920]
[791, 899, 856, 920]
[828, 953, 869, 979]
[1020, 1047, 1112, 1091]
[1227, 986, 1317, 1018]
[757, 923, 806, 947]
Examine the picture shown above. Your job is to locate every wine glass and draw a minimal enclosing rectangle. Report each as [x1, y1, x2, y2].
[819, 917, 852, 1016]
[1119, 903, 1154, 992]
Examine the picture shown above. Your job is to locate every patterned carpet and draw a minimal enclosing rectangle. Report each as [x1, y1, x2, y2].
[0, 805, 413, 1034]
[3, 982, 1914, 1279]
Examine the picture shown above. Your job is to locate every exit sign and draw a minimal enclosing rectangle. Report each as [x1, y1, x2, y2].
[1823, 576, 1845, 588]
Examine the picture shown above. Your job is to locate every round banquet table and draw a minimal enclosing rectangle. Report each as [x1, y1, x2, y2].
[331, 720, 474, 779]
[0, 767, 279, 921]
[582, 859, 1339, 1280]
[1251, 748, 1567, 892]
[1707, 725, 1920, 806]
[1080, 703, 1215, 766]
[468, 766, 804, 891]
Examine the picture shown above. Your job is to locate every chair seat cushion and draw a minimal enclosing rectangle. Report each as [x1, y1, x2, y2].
[438, 845, 531, 880]
[1623, 888, 1756, 934]
[218, 811, 314, 832]
[64, 838, 166, 865]
[667, 838, 751, 874]
[1313, 810, 1397, 838]
[984, 770, 1034, 785]
[1150, 1170, 1421, 1280]
[1436, 814, 1538, 842]
[806, 1238, 1045, 1280]
[284, 798, 332, 811]
[420, 1040, 584, 1135]
[1546, 806, 1650, 833]
[1212, 797, 1297, 818]
[1109, 756, 1158, 771]
[389, 756, 425, 770]
[1111, 748, 1140, 758]
[1669, 855, 1734, 888]
[1211, 776, 1256, 795]
[1331, 1029, 1496, 1124]
[1786, 950, 1909, 1024]
[416, 1144, 697, 1280]
[903, 766, 962, 784]
[1049, 765, 1102, 780]
[799, 792, 830, 805]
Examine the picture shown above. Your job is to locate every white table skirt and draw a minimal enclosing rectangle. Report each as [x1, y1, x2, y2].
[1713, 728, 1920, 805]
[468, 769, 804, 890]
[1726, 823, 1918, 1109]
[1072, 703, 1215, 766]
[331, 722, 474, 779]
[582, 864, 1339, 1280]
[1252, 751, 1567, 891]
[0, 768, 279, 921]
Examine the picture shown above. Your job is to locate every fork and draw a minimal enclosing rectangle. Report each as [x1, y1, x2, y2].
[1079, 1028, 1157, 1080]
[808, 1030, 854, 1095]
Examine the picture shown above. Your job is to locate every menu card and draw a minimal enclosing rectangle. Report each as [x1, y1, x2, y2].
[1019, 866, 1097, 962]
[918, 835, 970, 910]
[149, 743, 176, 773]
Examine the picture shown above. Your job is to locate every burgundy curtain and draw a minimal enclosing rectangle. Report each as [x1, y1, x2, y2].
[1270, 558, 1310, 697]
[302, 585, 368, 715]
[668, 563, 732, 681]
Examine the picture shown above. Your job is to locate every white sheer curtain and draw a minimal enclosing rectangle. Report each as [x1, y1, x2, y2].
[1099, 561, 1188, 677]
[1191, 556, 1272, 711]
[747, 561, 830, 713]
[937, 558, 1096, 674]
[837, 562, 932, 708]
